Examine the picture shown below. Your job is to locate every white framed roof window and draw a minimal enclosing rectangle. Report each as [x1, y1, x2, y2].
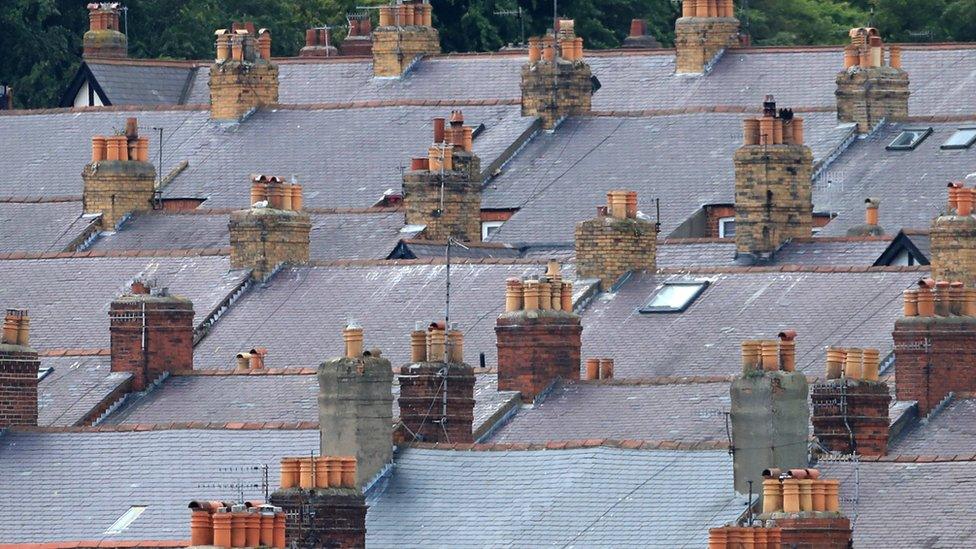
[639, 281, 710, 313]
[718, 217, 736, 238]
[941, 128, 976, 150]
[104, 506, 147, 535]
[886, 127, 932, 151]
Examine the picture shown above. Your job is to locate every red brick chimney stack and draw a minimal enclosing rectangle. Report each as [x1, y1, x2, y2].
[622, 19, 661, 49]
[83, 3, 128, 59]
[0, 308, 39, 429]
[109, 280, 194, 391]
[300, 27, 338, 58]
[341, 13, 373, 56]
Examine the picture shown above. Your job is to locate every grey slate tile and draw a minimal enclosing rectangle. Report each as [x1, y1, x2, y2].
[0, 201, 97, 253]
[37, 355, 130, 427]
[889, 398, 976, 455]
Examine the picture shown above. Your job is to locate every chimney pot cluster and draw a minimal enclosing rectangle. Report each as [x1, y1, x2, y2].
[188, 500, 285, 549]
[250, 175, 304, 211]
[583, 357, 614, 380]
[527, 30, 584, 63]
[760, 468, 840, 514]
[740, 333, 798, 374]
[504, 270, 574, 314]
[305, 27, 332, 48]
[823, 346, 881, 381]
[629, 19, 648, 38]
[346, 13, 372, 37]
[378, 2, 432, 28]
[946, 181, 975, 217]
[215, 27, 272, 64]
[87, 3, 122, 32]
[903, 277, 976, 318]
[843, 28, 901, 70]
[235, 347, 267, 371]
[602, 190, 639, 220]
[409, 323, 464, 363]
[682, 0, 735, 18]
[90, 119, 150, 163]
[742, 97, 805, 146]
[1, 308, 30, 347]
[279, 455, 357, 490]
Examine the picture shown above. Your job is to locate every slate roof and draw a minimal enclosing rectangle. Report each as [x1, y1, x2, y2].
[0, 201, 98, 253]
[388, 240, 523, 260]
[820, 458, 976, 548]
[101, 372, 519, 438]
[581, 269, 920, 378]
[86, 61, 198, 106]
[0, 256, 247, 350]
[0, 429, 318, 542]
[193, 262, 588, 369]
[887, 398, 976, 455]
[489, 381, 732, 444]
[37, 355, 130, 427]
[657, 238, 893, 268]
[366, 446, 747, 548]
[484, 111, 855, 243]
[815, 120, 976, 236]
[91, 210, 412, 260]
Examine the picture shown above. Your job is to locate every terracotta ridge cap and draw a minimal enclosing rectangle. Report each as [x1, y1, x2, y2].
[307, 257, 548, 267]
[270, 98, 521, 112]
[0, 195, 83, 204]
[145, 206, 402, 216]
[37, 349, 110, 357]
[791, 235, 893, 243]
[0, 248, 231, 261]
[576, 375, 735, 386]
[10, 421, 319, 433]
[170, 368, 318, 376]
[0, 104, 207, 117]
[86, 57, 204, 68]
[821, 453, 976, 463]
[661, 237, 731, 245]
[0, 541, 191, 549]
[901, 114, 976, 124]
[402, 238, 516, 249]
[656, 265, 929, 274]
[588, 105, 834, 117]
[401, 439, 730, 451]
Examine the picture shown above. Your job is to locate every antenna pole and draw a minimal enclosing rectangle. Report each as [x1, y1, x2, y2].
[151, 127, 163, 188]
[445, 237, 452, 338]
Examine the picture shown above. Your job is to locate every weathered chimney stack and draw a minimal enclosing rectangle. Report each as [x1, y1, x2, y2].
[622, 19, 661, 49]
[734, 96, 813, 262]
[496, 264, 582, 402]
[109, 281, 194, 391]
[836, 28, 910, 133]
[402, 113, 482, 243]
[83, 3, 128, 59]
[521, 21, 593, 129]
[300, 27, 338, 58]
[575, 190, 657, 289]
[731, 336, 809, 494]
[372, 1, 440, 77]
[674, 0, 740, 74]
[341, 13, 373, 56]
[229, 175, 311, 279]
[397, 323, 476, 443]
[82, 117, 156, 230]
[930, 183, 976, 287]
[210, 26, 279, 121]
[0, 308, 39, 429]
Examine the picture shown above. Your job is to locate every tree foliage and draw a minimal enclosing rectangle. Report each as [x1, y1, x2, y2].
[1, 0, 974, 108]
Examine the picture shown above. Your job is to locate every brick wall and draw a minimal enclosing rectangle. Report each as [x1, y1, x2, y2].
[209, 62, 279, 121]
[836, 67, 910, 133]
[705, 204, 736, 238]
[930, 214, 976, 287]
[894, 316, 976, 414]
[496, 312, 582, 402]
[109, 294, 194, 391]
[82, 161, 156, 229]
[270, 489, 366, 549]
[521, 61, 592, 129]
[403, 150, 482, 243]
[674, 17, 740, 74]
[770, 516, 852, 548]
[811, 380, 891, 456]
[733, 145, 813, 258]
[398, 362, 475, 443]
[575, 216, 657, 289]
[372, 27, 440, 77]
[229, 208, 312, 279]
[0, 345, 39, 428]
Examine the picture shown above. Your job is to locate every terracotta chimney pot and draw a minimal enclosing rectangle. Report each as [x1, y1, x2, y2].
[236, 352, 251, 371]
[811, 479, 827, 511]
[759, 117, 775, 145]
[585, 358, 600, 380]
[741, 340, 762, 372]
[267, 183, 285, 209]
[965, 288, 976, 317]
[91, 136, 107, 162]
[343, 325, 364, 358]
[313, 456, 330, 488]
[298, 457, 314, 489]
[340, 456, 357, 487]
[528, 37, 542, 63]
[762, 478, 783, 514]
[447, 329, 464, 363]
[625, 191, 638, 219]
[259, 512, 275, 546]
[561, 281, 574, 312]
[948, 182, 962, 212]
[245, 512, 261, 547]
[433, 117, 446, 143]
[231, 510, 248, 548]
[949, 281, 965, 316]
[212, 511, 232, 548]
[2, 309, 20, 345]
[772, 118, 784, 145]
[935, 280, 951, 316]
[505, 278, 524, 312]
[859, 48, 872, 68]
[189, 510, 213, 546]
[542, 36, 555, 62]
[781, 478, 801, 513]
[696, 0, 710, 17]
[792, 117, 804, 145]
[843, 348, 864, 380]
[743, 119, 760, 146]
[305, 28, 317, 47]
[903, 289, 919, 317]
[862, 348, 880, 382]
[463, 126, 474, 152]
[826, 347, 846, 379]
[917, 287, 935, 317]
[707, 527, 728, 549]
[249, 347, 266, 370]
[958, 188, 974, 217]
[523, 280, 540, 310]
[421, 3, 433, 26]
[889, 45, 902, 69]
[427, 325, 446, 362]
[291, 184, 303, 211]
[844, 44, 859, 69]
[823, 479, 841, 512]
[279, 457, 299, 489]
[410, 328, 428, 362]
[326, 456, 342, 486]
[281, 184, 294, 211]
[779, 340, 796, 372]
[538, 280, 552, 311]
[378, 5, 393, 27]
[629, 19, 644, 37]
[865, 198, 880, 226]
[599, 358, 614, 380]
[798, 479, 814, 511]
[273, 511, 286, 548]
[760, 340, 780, 371]
[870, 36, 883, 67]
[683, 0, 697, 18]
[231, 36, 244, 62]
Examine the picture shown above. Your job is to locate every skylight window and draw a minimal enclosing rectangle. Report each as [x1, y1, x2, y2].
[103, 506, 147, 535]
[640, 281, 709, 313]
[36, 367, 52, 381]
[886, 128, 932, 151]
[941, 128, 976, 150]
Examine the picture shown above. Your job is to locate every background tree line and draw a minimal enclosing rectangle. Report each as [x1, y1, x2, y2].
[3, 0, 975, 109]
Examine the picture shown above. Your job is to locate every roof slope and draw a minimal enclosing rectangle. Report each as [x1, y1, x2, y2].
[658, 239, 892, 268]
[87, 62, 197, 106]
[0, 429, 317, 542]
[37, 355, 130, 427]
[367, 446, 746, 548]
[0, 201, 97, 253]
[581, 269, 920, 378]
[0, 256, 247, 350]
[888, 398, 976, 455]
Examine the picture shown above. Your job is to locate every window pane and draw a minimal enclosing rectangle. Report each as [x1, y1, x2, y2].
[887, 128, 932, 150]
[642, 282, 708, 313]
[942, 129, 976, 149]
[720, 219, 736, 238]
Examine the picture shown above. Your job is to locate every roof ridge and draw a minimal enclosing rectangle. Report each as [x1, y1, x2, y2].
[589, 105, 836, 117]
[171, 368, 319, 376]
[10, 421, 319, 433]
[0, 195, 82, 204]
[38, 349, 110, 357]
[580, 376, 735, 386]
[822, 453, 976, 463]
[0, 104, 208, 117]
[0, 248, 231, 261]
[401, 439, 730, 451]
[307, 257, 549, 267]
[656, 265, 928, 274]
[137, 206, 403, 216]
[0, 541, 190, 549]
[272, 98, 521, 112]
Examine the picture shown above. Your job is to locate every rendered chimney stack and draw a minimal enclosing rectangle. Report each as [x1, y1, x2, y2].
[731, 335, 809, 494]
[82, 118, 156, 230]
[188, 501, 287, 549]
[836, 27, 910, 133]
[300, 26, 338, 58]
[734, 97, 813, 263]
[341, 13, 373, 56]
[229, 175, 311, 280]
[674, 0, 740, 74]
[575, 190, 657, 289]
[372, 1, 440, 77]
[496, 264, 582, 402]
[210, 26, 279, 121]
[83, 3, 127, 59]
[0, 308, 40, 429]
[930, 183, 976, 287]
[895, 276, 976, 415]
[402, 113, 482, 242]
[521, 22, 593, 129]
[398, 322, 476, 443]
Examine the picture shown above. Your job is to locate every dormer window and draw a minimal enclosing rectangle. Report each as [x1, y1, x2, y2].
[886, 127, 932, 151]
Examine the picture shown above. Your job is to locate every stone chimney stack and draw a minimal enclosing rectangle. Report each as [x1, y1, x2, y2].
[930, 183, 976, 287]
[318, 325, 394, 488]
[397, 323, 476, 443]
[83, 3, 128, 59]
[731, 337, 809, 494]
[811, 346, 891, 456]
[229, 175, 311, 279]
[846, 197, 884, 236]
[575, 190, 657, 289]
[894, 277, 976, 415]
[674, 0, 740, 74]
[372, 1, 440, 77]
[300, 27, 338, 58]
[734, 96, 813, 263]
[836, 28, 910, 133]
[109, 281, 194, 391]
[402, 112, 482, 243]
[496, 263, 582, 402]
[521, 21, 593, 129]
[0, 308, 39, 429]
[341, 13, 373, 56]
[209, 25, 279, 122]
[82, 117, 156, 230]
